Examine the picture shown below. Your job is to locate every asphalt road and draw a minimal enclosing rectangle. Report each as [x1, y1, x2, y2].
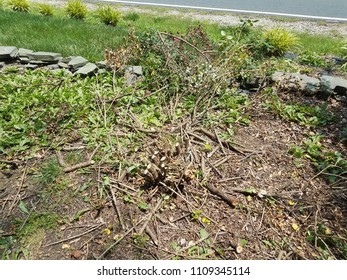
[96, 0, 347, 21]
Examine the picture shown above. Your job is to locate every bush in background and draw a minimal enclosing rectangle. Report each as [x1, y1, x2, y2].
[7, 0, 30, 12]
[96, 5, 121, 26]
[264, 27, 298, 55]
[37, 3, 54, 16]
[65, 0, 87, 20]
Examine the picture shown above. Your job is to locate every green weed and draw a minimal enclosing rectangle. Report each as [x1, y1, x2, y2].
[123, 12, 139, 22]
[263, 28, 299, 55]
[265, 95, 333, 127]
[289, 135, 347, 183]
[96, 5, 121, 26]
[19, 212, 60, 238]
[65, 0, 88, 20]
[306, 225, 347, 259]
[36, 3, 54, 16]
[7, 0, 30, 12]
[298, 52, 328, 67]
[39, 159, 62, 186]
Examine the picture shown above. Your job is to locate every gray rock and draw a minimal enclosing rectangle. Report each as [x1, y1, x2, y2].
[0, 46, 18, 59]
[58, 62, 69, 69]
[60, 56, 74, 64]
[284, 52, 298, 60]
[19, 57, 30, 64]
[335, 95, 347, 102]
[68, 56, 88, 70]
[24, 64, 38, 70]
[45, 64, 60, 70]
[0, 62, 5, 68]
[29, 60, 49, 65]
[321, 75, 347, 96]
[18, 48, 34, 58]
[28, 51, 61, 62]
[125, 73, 138, 86]
[296, 74, 320, 93]
[126, 65, 143, 76]
[75, 62, 97, 76]
[96, 60, 110, 69]
[271, 71, 285, 82]
[271, 71, 320, 94]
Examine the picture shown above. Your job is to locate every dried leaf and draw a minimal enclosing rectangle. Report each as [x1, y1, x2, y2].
[62, 244, 71, 250]
[292, 223, 300, 231]
[201, 217, 211, 224]
[288, 200, 295, 206]
[71, 250, 82, 259]
[324, 227, 332, 235]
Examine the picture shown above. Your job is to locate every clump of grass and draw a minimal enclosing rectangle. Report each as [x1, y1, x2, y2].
[39, 159, 62, 186]
[96, 5, 121, 26]
[124, 12, 139, 22]
[65, 0, 88, 20]
[37, 3, 54, 16]
[264, 27, 298, 55]
[7, 0, 30, 12]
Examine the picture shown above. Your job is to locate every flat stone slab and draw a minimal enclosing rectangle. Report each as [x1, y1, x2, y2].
[58, 62, 69, 69]
[96, 60, 112, 70]
[60, 56, 74, 64]
[28, 51, 61, 62]
[272, 71, 320, 94]
[19, 57, 30, 64]
[24, 64, 38, 70]
[126, 65, 143, 76]
[18, 48, 34, 58]
[68, 56, 88, 70]
[75, 62, 97, 76]
[321, 75, 347, 96]
[29, 60, 49, 65]
[0, 46, 18, 59]
[45, 64, 60, 70]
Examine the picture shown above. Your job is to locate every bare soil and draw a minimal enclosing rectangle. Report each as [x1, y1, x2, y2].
[1, 90, 346, 260]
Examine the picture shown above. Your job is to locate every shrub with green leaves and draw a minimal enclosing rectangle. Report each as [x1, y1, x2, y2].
[7, 0, 30, 12]
[37, 3, 54, 16]
[65, 0, 88, 20]
[96, 5, 121, 26]
[264, 28, 299, 55]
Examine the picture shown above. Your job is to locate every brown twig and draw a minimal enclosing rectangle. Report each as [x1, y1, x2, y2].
[159, 31, 211, 63]
[45, 224, 104, 247]
[56, 151, 67, 167]
[139, 197, 163, 235]
[195, 128, 245, 155]
[97, 219, 144, 259]
[145, 226, 158, 246]
[204, 183, 236, 208]
[109, 186, 125, 230]
[63, 160, 95, 173]
[61, 145, 86, 151]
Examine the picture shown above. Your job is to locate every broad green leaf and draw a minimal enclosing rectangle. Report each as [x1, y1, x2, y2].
[19, 201, 30, 215]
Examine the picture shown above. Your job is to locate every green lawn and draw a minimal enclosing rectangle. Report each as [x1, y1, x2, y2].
[0, 8, 345, 61]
